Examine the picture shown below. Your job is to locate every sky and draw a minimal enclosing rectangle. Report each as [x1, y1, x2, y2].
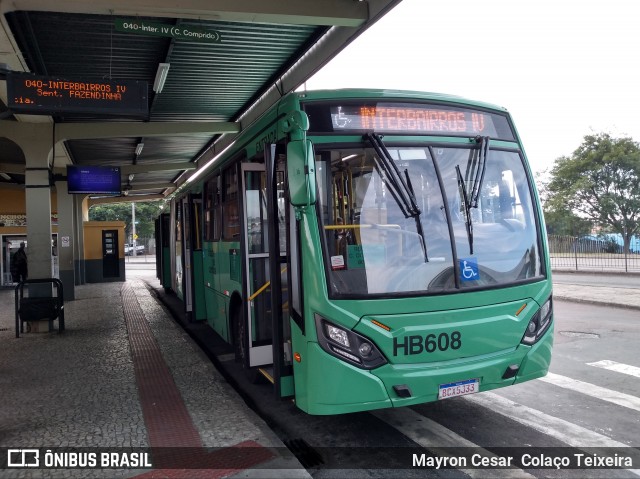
[304, 0, 640, 177]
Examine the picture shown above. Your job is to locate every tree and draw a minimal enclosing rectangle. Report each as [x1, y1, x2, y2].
[89, 201, 163, 242]
[545, 133, 640, 253]
[133, 202, 162, 240]
[89, 203, 131, 223]
[542, 208, 593, 236]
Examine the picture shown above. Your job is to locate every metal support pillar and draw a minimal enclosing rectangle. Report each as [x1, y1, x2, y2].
[23, 139, 54, 296]
[55, 179, 75, 300]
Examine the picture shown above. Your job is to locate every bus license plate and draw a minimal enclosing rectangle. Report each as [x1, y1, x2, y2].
[438, 378, 479, 400]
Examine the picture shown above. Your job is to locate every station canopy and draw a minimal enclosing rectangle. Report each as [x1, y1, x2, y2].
[0, 0, 401, 203]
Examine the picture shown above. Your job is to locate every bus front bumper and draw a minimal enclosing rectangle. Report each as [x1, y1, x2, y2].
[299, 323, 553, 414]
[375, 323, 552, 408]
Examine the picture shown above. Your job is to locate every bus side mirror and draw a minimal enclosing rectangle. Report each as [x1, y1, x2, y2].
[287, 139, 316, 207]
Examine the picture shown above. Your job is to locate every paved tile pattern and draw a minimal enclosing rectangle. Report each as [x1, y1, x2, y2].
[0, 283, 147, 478]
[121, 282, 202, 449]
[121, 282, 276, 476]
[0, 275, 309, 479]
[129, 280, 268, 448]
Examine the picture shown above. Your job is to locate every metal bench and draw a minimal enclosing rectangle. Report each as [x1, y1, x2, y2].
[15, 278, 65, 338]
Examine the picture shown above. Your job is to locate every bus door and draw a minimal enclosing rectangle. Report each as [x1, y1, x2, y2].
[240, 161, 288, 370]
[155, 213, 171, 289]
[181, 196, 193, 315]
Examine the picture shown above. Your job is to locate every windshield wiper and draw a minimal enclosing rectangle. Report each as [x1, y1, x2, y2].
[366, 133, 428, 262]
[456, 136, 490, 255]
[469, 135, 490, 208]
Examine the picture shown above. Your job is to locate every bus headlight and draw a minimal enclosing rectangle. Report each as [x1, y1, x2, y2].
[521, 297, 553, 345]
[358, 342, 373, 357]
[326, 324, 350, 347]
[315, 314, 387, 369]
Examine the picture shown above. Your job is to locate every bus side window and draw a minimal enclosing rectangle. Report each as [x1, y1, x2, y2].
[222, 166, 240, 240]
[204, 176, 221, 241]
[213, 174, 221, 240]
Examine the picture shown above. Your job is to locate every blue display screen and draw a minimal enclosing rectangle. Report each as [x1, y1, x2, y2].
[67, 166, 121, 195]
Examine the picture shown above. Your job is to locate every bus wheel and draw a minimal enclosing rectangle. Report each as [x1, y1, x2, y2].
[233, 306, 246, 363]
[233, 306, 264, 384]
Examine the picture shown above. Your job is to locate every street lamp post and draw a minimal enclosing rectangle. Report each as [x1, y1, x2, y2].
[131, 202, 137, 257]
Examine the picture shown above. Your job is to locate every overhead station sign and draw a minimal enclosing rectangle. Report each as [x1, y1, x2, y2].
[115, 19, 221, 43]
[7, 73, 148, 117]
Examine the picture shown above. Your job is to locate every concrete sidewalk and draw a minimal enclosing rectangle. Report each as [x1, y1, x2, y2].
[0, 276, 309, 479]
[552, 278, 640, 311]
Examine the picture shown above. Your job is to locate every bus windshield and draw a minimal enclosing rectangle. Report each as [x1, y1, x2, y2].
[316, 143, 543, 297]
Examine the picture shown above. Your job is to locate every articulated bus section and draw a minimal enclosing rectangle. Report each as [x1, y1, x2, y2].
[157, 89, 553, 415]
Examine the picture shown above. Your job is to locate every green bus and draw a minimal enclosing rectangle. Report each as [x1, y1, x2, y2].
[160, 89, 553, 415]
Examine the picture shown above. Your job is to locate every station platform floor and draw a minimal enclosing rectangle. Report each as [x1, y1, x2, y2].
[0, 262, 310, 479]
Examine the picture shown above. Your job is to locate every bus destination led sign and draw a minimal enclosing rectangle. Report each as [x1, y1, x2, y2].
[324, 103, 513, 139]
[115, 19, 221, 43]
[7, 73, 148, 117]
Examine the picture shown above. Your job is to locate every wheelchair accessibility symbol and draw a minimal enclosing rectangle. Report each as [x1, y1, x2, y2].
[332, 106, 351, 128]
[459, 258, 479, 282]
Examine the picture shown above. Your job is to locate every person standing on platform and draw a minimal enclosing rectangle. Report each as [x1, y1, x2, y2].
[11, 242, 28, 283]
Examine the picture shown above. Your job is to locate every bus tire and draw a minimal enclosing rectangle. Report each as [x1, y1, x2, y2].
[232, 303, 246, 363]
[232, 303, 264, 384]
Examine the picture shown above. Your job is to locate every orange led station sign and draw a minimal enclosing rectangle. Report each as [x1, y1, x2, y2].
[7, 73, 148, 117]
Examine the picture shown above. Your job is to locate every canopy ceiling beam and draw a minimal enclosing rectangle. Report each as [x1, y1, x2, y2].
[1, 0, 369, 27]
[55, 121, 239, 142]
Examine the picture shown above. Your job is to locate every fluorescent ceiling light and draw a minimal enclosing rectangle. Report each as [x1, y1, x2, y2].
[186, 141, 235, 184]
[341, 154, 358, 162]
[153, 63, 170, 93]
[135, 142, 144, 156]
[0, 172, 10, 180]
